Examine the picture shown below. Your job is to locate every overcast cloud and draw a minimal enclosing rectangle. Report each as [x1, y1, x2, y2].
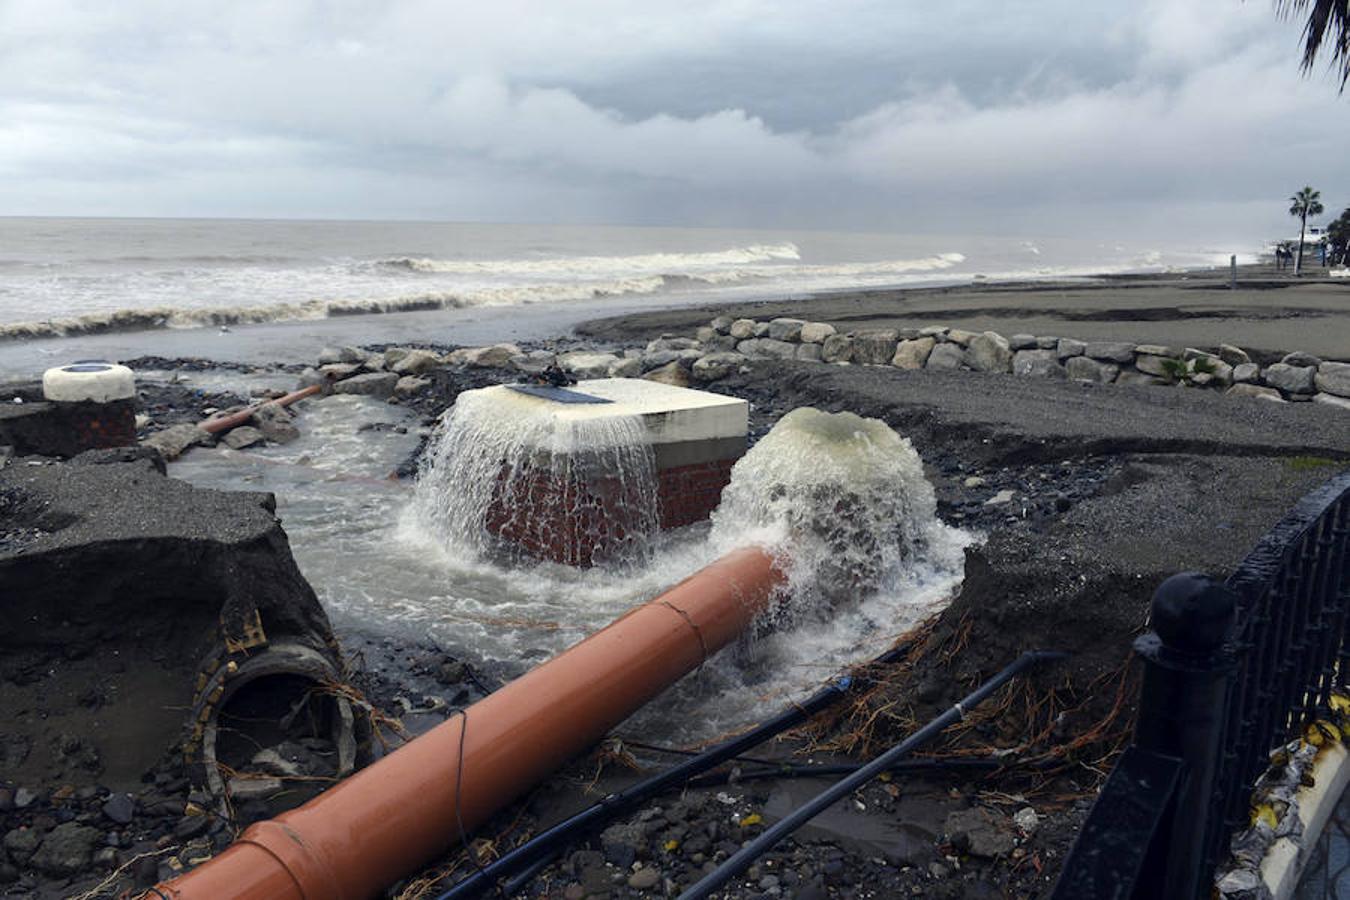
[0, 0, 1344, 239]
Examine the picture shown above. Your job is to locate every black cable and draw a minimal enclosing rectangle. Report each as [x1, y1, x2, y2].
[432, 636, 923, 900]
[677, 650, 1067, 900]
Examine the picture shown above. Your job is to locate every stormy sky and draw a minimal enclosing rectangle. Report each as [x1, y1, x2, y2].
[1, 0, 1345, 239]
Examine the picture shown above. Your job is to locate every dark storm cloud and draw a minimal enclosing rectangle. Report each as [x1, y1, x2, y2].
[0, 0, 1344, 239]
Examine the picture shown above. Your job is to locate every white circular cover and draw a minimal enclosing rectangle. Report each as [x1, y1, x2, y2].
[42, 361, 136, 403]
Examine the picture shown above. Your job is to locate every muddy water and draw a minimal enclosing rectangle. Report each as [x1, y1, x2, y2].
[170, 372, 968, 741]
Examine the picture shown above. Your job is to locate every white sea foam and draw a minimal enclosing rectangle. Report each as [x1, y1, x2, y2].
[381, 242, 803, 275]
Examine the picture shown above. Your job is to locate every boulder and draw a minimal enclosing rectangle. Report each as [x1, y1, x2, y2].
[703, 334, 739, 353]
[1315, 361, 1350, 398]
[891, 337, 936, 370]
[946, 329, 976, 347]
[739, 338, 796, 360]
[691, 352, 747, 383]
[1218, 344, 1251, 366]
[466, 344, 521, 368]
[853, 329, 901, 365]
[695, 326, 716, 343]
[317, 363, 361, 381]
[710, 316, 734, 334]
[944, 808, 1014, 859]
[646, 336, 700, 353]
[3, 828, 39, 863]
[1263, 363, 1316, 395]
[1135, 355, 1180, 379]
[1233, 363, 1261, 384]
[1084, 341, 1136, 363]
[752, 322, 770, 337]
[1183, 348, 1220, 363]
[799, 322, 837, 344]
[1314, 392, 1350, 411]
[729, 319, 757, 339]
[1056, 338, 1086, 359]
[222, 425, 266, 450]
[31, 823, 101, 877]
[1009, 333, 1038, 350]
[1065, 356, 1119, 383]
[767, 318, 807, 342]
[141, 424, 213, 461]
[558, 352, 620, 379]
[1282, 351, 1323, 367]
[1013, 349, 1067, 378]
[395, 375, 430, 397]
[1227, 383, 1287, 403]
[965, 332, 1013, 373]
[382, 347, 412, 368]
[796, 343, 823, 362]
[1116, 372, 1169, 387]
[253, 403, 300, 444]
[640, 349, 683, 371]
[608, 357, 642, 378]
[317, 346, 345, 366]
[1135, 344, 1182, 359]
[391, 349, 441, 376]
[919, 325, 949, 338]
[1035, 336, 1059, 349]
[642, 361, 690, 388]
[332, 372, 399, 398]
[821, 334, 854, 363]
[925, 343, 966, 371]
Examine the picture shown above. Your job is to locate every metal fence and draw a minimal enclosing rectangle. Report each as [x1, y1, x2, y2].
[1054, 470, 1350, 899]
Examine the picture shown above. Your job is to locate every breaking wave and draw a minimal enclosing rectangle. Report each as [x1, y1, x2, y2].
[380, 242, 803, 275]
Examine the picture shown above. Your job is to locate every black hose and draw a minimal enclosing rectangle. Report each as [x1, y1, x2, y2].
[682, 755, 1020, 789]
[677, 650, 1067, 900]
[432, 638, 920, 900]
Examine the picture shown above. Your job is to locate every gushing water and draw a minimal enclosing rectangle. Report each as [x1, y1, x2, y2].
[411, 387, 660, 568]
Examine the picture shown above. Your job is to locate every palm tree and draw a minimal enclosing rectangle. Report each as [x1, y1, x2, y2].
[1289, 186, 1325, 274]
[1278, 0, 1350, 88]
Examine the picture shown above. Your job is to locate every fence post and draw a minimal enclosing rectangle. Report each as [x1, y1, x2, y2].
[1132, 572, 1239, 900]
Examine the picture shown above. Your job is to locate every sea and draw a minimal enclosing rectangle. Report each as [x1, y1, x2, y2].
[0, 217, 1254, 375]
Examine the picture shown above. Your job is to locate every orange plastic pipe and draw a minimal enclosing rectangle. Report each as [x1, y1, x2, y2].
[200, 384, 322, 435]
[156, 545, 784, 900]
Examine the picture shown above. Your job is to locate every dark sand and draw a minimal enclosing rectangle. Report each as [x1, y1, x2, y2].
[579, 269, 1350, 362]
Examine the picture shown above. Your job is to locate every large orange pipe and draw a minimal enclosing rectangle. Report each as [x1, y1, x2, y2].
[157, 545, 783, 900]
[200, 384, 322, 435]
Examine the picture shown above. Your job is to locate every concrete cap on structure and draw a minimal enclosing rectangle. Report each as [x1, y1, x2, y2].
[42, 361, 137, 404]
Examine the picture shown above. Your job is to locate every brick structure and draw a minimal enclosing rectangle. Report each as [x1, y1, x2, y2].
[476, 379, 748, 566]
[0, 399, 137, 458]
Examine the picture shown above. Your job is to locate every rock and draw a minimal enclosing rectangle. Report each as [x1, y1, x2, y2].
[382, 347, 411, 368]
[1263, 363, 1317, 394]
[1013, 349, 1067, 378]
[31, 822, 101, 876]
[1209, 360, 1234, 387]
[643, 361, 690, 388]
[466, 343, 521, 368]
[646, 336, 700, 353]
[695, 326, 716, 343]
[852, 329, 901, 365]
[640, 350, 683, 371]
[1035, 335, 1059, 349]
[710, 316, 734, 334]
[703, 334, 739, 353]
[227, 776, 283, 802]
[946, 329, 976, 347]
[558, 352, 620, 379]
[925, 342, 966, 370]
[3, 828, 40, 863]
[251, 748, 304, 778]
[691, 353, 747, 383]
[944, 808, 1015, 859]
[1314, 392, 1350, 411]
[799, 322, 837, 344]
[1315, 361, 1350, 398]
[222, 426, 265, 450]
[729, 319, 757, 339]
[1013, 807, 1039, 835]
[767, 318, 807, 342]
[101, 793, 135, 825]
[1056, 338, 1086, 358]
[173, 815, 209, 841]
[1009, 333, 1038, 350]
[1116, 371, 1169, 387]
[92, 847, 118, 869]
[332, 372, 399, 398]
[1233, 363, 1261, 383]
[795, 343, 822, 362]
[608, 358, 642, 378]
[253, 403, 300, 444]
[13, 788, 37, 809]
[1084, 341, 1136, 363]
[337, 346, 368, 364]
[628, 867, 661, 890]
[1227, 384, 1287, 402]
[142, 423, 212, 461]
[985, 489, 1016, 506]
[391, 349, 441, 376]
[1065, 356, 1118, 383]
[919, 325, 949, 339]
[1134, 355, 1180, 379]
[752, 322, 770, 337]
[317, 362, 361, 380]
[1135, 343, 1182, 359]
[1184, 348, 1220, 363]
[820, 334, 854, 363]
[316, 346, 345, 365]
[740, 339, 797, 360]
[395, 375, 430, 397]
[891, 337, 935, 370]
[1218, 344, 1251, 366]
[965, 332, 1013, 373]
[1283, 350, 1323, 367]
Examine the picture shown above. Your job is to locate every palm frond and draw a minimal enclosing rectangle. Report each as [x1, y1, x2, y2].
[1277, 0, 1350, 87]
